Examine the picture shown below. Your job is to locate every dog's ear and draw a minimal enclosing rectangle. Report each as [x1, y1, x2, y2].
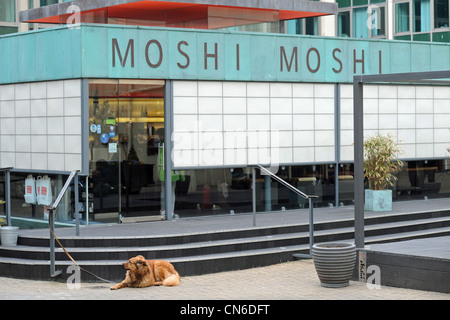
[136, 255, 146, 261]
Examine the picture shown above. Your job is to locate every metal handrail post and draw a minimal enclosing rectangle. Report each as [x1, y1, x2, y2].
[48, 207, 61, 277]
[75, 172, 80, 236]
[308, 197, 314, 256]
[47, 170, 79, 277]
[5, 169, 11, 226]
[252, 167, 256, 227]
[255, 165, 317, 259]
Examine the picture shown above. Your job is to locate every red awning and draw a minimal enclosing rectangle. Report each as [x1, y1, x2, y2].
[21, 0, 335, 29]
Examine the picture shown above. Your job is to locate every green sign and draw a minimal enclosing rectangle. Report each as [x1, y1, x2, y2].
[1, 24, 450, 84]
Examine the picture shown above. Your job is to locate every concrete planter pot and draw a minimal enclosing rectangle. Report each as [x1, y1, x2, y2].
[312, 242, 356, 288]
[0, 226, 19, 246]
[365, 189, 392, 211]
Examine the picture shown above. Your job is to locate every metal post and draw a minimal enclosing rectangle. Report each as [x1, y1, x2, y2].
[308, 197, 314, 256]
[164, 80, 173, 221]
[75, 172, 80, 236]
[49, 208, 61, 277]
[335, 84, 341, 208]
[47, 170, 78, 277]
[264, 175, 271, 211]
[252, 167, 256, 227]
[85, 175, 89, 226]
[353, 77, 365, 249]
[5, 169, 11, 226]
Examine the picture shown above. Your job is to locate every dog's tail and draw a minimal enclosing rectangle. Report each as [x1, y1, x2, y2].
[163, 272, 181, 286]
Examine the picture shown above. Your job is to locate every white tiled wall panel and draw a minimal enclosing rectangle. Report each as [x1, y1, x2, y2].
[0, 79, 82, 171]
[172, 81, 335, 168]
[340, 84, 450, 162]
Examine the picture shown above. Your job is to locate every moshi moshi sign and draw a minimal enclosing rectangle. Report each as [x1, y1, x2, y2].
[98, 25, 450, 83]
[1, 24, 449, 84]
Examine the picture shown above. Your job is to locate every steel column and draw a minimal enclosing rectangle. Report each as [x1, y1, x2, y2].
[353, 77, 365, 249]
[164, 80, 174, 221]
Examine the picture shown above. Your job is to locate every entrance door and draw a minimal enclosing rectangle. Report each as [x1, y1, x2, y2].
[88, 79, 165, 222]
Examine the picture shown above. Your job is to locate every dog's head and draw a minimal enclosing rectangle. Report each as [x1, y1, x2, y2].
[123, 255, 148, 274]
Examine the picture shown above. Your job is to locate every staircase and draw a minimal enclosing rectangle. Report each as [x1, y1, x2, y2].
[1, 205, 450, 282]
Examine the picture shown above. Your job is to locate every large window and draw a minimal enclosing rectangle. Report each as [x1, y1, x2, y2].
[353, 7, 369, 38]
[371, 6, 386, 36]
[338, 11, 351, 37]
[393, 0, 450, 40]
[434, 0, 449, 28]
[337, 1, 386, 39]
[40, 0, 58, 6]
[414, 0, 431, 32]
[395, 2, 411, 32]
[0, 0, 16, 22]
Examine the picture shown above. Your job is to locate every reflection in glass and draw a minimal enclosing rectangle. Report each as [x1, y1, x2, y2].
[88, 80, 165, 223]
[395, 2, 410, 33]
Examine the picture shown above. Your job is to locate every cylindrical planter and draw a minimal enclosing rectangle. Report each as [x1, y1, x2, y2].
[0, 226, 19, 247]
[312, 242, 356, 288]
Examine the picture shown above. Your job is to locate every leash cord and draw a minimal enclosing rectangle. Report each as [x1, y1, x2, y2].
[49, 227, 115, 284]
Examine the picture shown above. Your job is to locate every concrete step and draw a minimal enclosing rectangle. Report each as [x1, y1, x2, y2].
[2, 208, 450, 281]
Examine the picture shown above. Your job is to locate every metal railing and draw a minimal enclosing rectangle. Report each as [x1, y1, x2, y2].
[253, 165, 318, 259]
[48, 170, 80, 277]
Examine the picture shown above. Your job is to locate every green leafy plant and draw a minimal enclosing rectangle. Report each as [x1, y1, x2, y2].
[364, 133, 404, 191]
[0, 217, 5, 227]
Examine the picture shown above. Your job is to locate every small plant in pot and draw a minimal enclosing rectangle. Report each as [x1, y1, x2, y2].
[364, 133, 403, 211]
[0, 200, 19, 247]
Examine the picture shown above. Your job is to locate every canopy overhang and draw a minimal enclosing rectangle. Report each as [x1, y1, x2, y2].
[19, 0, 337, 29]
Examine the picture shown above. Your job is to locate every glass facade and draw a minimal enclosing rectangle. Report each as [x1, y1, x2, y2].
[396, 2, 411, 33]
[337, 0, 387, 38]
[435, 0, 449, 28]
[337, 0, 450, 42]
[1, 1, 450, 227]
[88, 80, 164, 222]
[414, 0, 431, 32]
[393, 0, 450, 41]
[0, 0, 16, 23]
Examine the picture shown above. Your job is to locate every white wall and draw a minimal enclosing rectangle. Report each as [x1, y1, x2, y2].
[340, 84, 450, 162]
[0, 79, 83, 171]
[173, 80, 450, 169]
[172, 80, 336, 168]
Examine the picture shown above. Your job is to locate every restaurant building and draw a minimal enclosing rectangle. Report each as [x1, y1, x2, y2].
[1, 0, 450, 227]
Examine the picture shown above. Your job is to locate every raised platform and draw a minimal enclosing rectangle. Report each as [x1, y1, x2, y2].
[357, 236, 450, 294]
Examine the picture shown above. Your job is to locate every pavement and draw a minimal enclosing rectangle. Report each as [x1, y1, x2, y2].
[1, 259, 449, 301]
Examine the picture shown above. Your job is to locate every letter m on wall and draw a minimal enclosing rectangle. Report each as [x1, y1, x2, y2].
[112, 38, 135, 67]
[280, 46, 298, 72]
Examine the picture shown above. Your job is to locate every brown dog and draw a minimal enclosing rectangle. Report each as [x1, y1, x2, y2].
[110, 255, 181, 290]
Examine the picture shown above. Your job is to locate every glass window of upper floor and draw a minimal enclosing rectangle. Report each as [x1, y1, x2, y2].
[337, 0, 386, 38]
[394, 0, 450, 40]
[0, 0, 16, 23]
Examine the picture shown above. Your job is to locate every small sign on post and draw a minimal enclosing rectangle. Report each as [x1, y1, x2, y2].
[358, 250, 367, 282]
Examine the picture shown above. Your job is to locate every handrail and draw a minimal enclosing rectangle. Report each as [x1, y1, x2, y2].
[256, 165, 319, 200]
[49, 170, 78, 211]
[48, 170, 79, 277]
[254, 165, 316, 259]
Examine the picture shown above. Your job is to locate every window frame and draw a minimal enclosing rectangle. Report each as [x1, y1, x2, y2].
[337, 0, 387, 39]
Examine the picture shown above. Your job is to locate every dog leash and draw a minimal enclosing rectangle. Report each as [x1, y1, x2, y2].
[49, 227, 115, 284]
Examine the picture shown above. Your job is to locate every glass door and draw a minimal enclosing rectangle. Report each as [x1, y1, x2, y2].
[89, 79, 165, 223]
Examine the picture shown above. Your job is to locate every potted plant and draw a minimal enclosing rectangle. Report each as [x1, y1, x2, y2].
[0, 200, 19, 247]
[364, 133, 403, 211]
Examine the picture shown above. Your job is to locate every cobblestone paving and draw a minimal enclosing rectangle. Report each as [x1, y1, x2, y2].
[1, 260, 448, 300]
